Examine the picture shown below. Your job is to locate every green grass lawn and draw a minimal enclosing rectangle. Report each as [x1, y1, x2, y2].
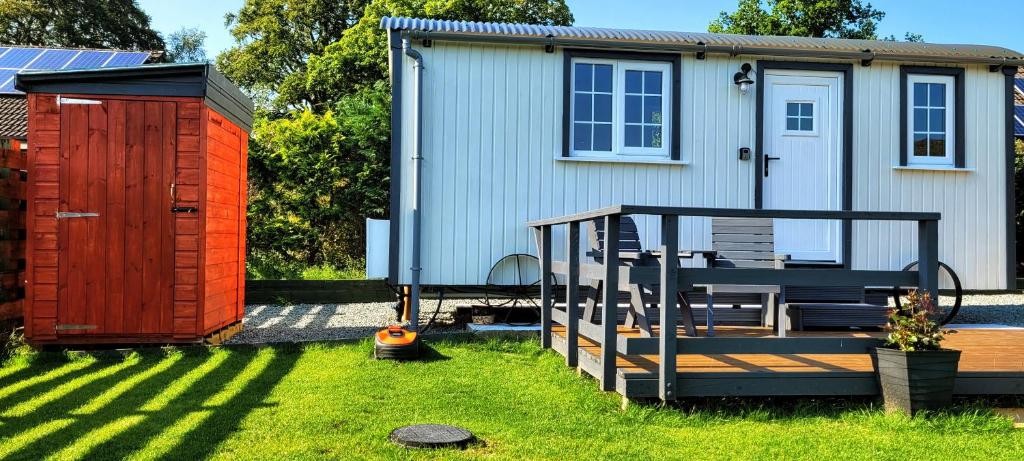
[1, 336, 1022, 460]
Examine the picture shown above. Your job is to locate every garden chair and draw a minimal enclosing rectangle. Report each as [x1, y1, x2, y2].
[581, 216, 699, 337]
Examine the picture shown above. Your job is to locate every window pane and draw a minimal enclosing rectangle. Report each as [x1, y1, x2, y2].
[929, 109, 945, 133]
[625, 95, 642, 123]
[929, 83, 945, 107]
[786, 117, 799, 131]
[625, 70, 642, 94]
[913, 133, 928, 156]
[913, 82, 928, 106]
[573, 123, 592, 151]
[644, 71, 662, 94]
[593, 123, 612, 151]
[644, 125, 662, 148]
[929, 134, 946, 157]
[593, 94, 612, 123]
[593, 65, 613, 93]
[800, 117, 813, 131]
[787, 103, 799, 116]
[574, 93, 592, 122]
[625, 124, 642, 147]
[800, 103, 813, 117]
[913, 108, 928, 132]
[574, 63, 592, 92]
[643, 96, 662, 123]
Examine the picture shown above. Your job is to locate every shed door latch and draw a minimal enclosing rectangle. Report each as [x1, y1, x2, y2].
[171, 207, 198, 213]
[56, 212, 100, 219]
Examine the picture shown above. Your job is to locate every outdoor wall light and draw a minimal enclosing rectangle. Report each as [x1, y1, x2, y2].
[734, 63, 755, 94]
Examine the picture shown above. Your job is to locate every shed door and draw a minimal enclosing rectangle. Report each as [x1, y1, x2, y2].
[57, 98, 176, 336]
[762, 71, 843, 263]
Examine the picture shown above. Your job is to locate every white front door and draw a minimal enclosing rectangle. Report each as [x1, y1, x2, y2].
[763, 71, 843, 263]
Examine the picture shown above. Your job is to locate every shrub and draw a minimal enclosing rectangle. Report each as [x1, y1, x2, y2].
[885, 291, 948, 352]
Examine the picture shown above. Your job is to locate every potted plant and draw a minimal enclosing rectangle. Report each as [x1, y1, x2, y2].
[874, 290, 960, 415]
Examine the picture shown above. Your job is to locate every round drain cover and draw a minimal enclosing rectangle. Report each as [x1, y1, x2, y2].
[389, 424, 475, 449]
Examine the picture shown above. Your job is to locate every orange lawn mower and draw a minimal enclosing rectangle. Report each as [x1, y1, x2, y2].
[374, 287, 447, 360]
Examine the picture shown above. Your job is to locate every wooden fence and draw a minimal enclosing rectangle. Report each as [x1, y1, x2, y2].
[245, 279, 395, 304]
[0, 139, 25, 322]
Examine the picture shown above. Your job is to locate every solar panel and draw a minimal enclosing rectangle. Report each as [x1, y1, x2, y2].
[105, 52, 150, 67]
[0, 69, 16, 93]
[66, 50, 113, 69]
[1016, 105, 1024, 137]
[0, 48, 43, 68]
[0, 46, 151, 95]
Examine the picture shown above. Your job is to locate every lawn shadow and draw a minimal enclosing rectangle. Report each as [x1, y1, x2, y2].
[154, 345, 300, 460]
[415, 341, 451, 363]
[0, 360, 107, 411]
[5, 354, 197, 459]
[75, 345, 300, 460]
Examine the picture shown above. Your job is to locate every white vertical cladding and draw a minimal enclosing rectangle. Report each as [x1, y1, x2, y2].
[849, 63, 1007, 289]
[398, 44, 1008, 289]
[397, 42, 758, 285]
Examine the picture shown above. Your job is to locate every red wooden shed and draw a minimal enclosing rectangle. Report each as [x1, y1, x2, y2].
[16, 63, 253, 345]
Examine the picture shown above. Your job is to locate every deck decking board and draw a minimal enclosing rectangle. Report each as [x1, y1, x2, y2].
[551, 325, 1024, 397]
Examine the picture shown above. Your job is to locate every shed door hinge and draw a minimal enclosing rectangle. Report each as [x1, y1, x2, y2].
[56, 212, 99, 219]
[57, 96, 103, 106]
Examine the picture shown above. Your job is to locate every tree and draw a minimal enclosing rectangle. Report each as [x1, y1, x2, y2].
[219, 0, 573, 111]
[165, 27, 208, 63]
[217, 0, 370, 111]
[306, 0, 574, 109]
[247, 83, 391, 276]
[709, 0, 885, 39]
[229, 0, 573, 276]
[883, 32, 924, 43]
[0, 0, 164, 50]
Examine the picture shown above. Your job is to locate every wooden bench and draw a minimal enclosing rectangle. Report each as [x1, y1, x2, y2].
[782, 286, 890, 331]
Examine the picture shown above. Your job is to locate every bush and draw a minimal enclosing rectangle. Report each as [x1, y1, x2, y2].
[246, 83, 390, 277]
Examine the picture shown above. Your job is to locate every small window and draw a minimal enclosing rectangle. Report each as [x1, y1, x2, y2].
[785, 102, 814, 132]
[909, 79, 951, 161]
[572, 63, 613, 152]
[902, 69, 962, 168]
[569, 57, 672, 158]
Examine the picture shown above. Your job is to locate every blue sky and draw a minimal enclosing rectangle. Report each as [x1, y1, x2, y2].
[138, 0, 1023, 58]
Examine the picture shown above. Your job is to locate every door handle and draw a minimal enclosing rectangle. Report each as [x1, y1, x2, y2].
[764, 155, 781, 177]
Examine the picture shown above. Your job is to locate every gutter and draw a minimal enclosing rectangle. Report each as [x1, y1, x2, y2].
[406, 31, 1024, 68]
[403, 38, 425, 331]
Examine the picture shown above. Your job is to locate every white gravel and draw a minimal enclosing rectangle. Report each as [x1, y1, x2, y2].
[225, 299, 466, 345]
[224, 294, 1024, 345]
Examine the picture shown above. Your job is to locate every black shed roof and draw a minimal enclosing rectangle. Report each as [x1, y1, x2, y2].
[15, 63, 254, 132]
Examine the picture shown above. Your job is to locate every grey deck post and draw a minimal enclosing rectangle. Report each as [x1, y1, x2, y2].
[659, 215, 679, 401]
[566, 221, 580, 367]
[537, 225, 552, 348]
[600, 215, 620, 391]
[917, 219, 940, 304]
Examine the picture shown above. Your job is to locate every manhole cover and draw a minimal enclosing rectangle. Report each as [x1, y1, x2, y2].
[389, 424, 475, 449]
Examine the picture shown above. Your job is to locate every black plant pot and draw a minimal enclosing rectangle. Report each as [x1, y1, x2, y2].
[873, 347, 961, 415]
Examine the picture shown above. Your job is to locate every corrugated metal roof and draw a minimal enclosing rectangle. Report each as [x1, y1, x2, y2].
[381, 17, 1024, 65]
[0, 95, 26, 139]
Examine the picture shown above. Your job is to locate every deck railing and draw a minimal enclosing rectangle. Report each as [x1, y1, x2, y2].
[527, 205, 941, 401]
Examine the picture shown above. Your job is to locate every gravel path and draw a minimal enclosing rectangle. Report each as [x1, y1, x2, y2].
[225, 299, 466, 345]
[225, 294, 1024, 345]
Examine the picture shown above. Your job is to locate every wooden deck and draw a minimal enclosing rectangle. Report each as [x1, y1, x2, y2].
[552, 325, 1024, 398]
